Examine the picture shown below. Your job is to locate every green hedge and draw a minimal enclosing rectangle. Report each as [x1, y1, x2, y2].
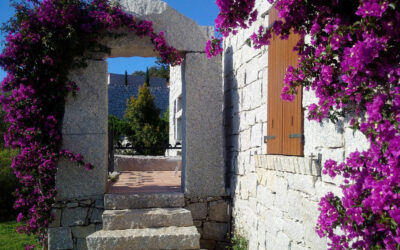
[0, 149, 18, 220]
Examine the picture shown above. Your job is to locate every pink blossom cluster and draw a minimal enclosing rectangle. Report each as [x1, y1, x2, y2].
[0, 0, 181, 245]
[205, 0, 258, 56]
[211, 0, 400, 248]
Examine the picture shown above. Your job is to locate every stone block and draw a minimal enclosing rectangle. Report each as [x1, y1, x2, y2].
[56, 133, 107, 200]
[256, 185, 275, 208]
[48, 227, 73, 250]
[257, 221, 266, 248]
[265, 208, 284, 234]
[283, 219, 304, 242]
[344, 128, 369, 157]
[63, 60, 107, 135]
[86, 226, 200, 250]
[49, 209, 62, 228]
[291, 244, 309, 250]
[184, 53, 225, 197]
[203, 222, 228, 241]
[275, 232, 291, 250]
[245, 63, 259, 84]
[105, 192, 185, 209]
[247, 173, 257, 198]
[250, 123, 263, 148]
[61, 207, 88, 227]
[89, 208, 103, 224]
[94, 199, 104, 209]
[289, 174, 316, 195]
[209, 200, 229, 222]
[67, 202, 79, 208]
[72, 224, 96, 239]
[103, 208, 193, 230]
[287, 190, 303, 221]
[300, 197, 327, 248]
[315, 180, 342, 200]
[239, 176, 249, 200]
[95, 223, 103, 231]
[266, 232, 277, 250]
[76, 238, 88, 250]
[200, 239, 217, 250]
[304, 119, 344, 155]
[186, 203, 208, 220]
[79, 200, 93, 206]
[257, 168, 267, 186]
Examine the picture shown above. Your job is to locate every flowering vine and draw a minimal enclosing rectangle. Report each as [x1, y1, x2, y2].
[210, 0, 400, 248]
[0, 0, 181, 246]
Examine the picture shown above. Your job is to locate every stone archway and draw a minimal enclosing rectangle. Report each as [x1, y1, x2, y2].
[50, 1, 227, 249]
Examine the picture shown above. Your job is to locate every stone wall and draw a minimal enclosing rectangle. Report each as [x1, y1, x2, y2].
[223, 0, 370, 249]
[108, 73, 169, 119]
[48, 198, 104, 250]
[185, 196, 230, 250]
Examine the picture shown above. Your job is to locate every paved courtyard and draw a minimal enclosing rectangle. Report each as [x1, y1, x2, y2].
[107, 171, 181, 193]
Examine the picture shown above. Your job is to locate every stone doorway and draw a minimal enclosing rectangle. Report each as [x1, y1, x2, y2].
[106, 55, 181, 194]
[51, 0, 227, 249]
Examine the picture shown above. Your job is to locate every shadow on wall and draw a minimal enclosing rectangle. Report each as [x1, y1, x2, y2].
[223, 46, 240, 201]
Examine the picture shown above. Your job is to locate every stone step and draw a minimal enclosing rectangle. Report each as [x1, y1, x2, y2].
[104, 192, 185, 209]
[103, 208, 194, 230]
[86, 226, 200, 250]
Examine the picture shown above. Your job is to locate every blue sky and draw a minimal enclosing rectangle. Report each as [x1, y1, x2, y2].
[0, 0, 219, 79]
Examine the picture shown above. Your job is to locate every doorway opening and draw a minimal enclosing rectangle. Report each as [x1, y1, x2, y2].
[106, 56, 182, 194]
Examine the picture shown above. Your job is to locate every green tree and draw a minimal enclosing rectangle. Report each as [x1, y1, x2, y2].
[124, 83, 168, 155]
[124, 70, 128, 87]
[108, 115, 129, 144]
[145, 67, 150, 86]
[131, 70, 145, 77]
[131, 57, 170, 82]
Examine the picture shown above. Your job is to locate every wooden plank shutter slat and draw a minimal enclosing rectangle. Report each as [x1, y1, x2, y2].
[267, 8, 283, 154]
[267, 7, 303, 156]
[282, 31, 303, 156]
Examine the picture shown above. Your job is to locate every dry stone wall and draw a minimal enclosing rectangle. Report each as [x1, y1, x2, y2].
[223, 0, 370, 249]
[185, 196, 230, 250]
[48, 198, 104, 250]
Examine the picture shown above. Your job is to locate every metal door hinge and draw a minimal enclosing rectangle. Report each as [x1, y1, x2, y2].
[289, 133, 304, 143]
[264, 136, 275, 142]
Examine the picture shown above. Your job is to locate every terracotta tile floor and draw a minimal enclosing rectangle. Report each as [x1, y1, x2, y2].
[107, 171, 182, 194]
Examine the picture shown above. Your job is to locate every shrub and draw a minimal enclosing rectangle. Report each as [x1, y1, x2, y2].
[108, 115, 129, 144]
[124, 83, 168, 155]
[228, 232, 248, 250]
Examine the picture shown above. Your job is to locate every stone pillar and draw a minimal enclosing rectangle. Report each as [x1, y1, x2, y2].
[56, 59, 108, 200]
[182, 53, 225, 197]
[50, 60, 108, 250]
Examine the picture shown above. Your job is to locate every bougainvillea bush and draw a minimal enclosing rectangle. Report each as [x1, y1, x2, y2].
[209, 0, 400, 249]
[0, 0, 181, 246]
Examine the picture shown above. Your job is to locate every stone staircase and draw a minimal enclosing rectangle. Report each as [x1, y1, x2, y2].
[86, 192, 200, 250]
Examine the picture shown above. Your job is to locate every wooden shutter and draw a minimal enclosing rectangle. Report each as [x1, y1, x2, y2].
[266, 7, 303, 156]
